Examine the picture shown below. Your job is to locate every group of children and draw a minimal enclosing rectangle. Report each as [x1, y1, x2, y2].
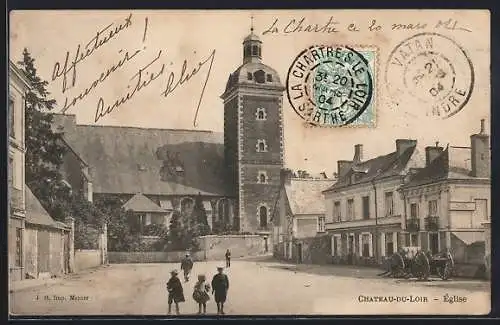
[166, 250, 231, 316]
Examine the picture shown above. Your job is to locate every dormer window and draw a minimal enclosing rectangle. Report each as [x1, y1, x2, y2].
[256, 139, 268, 152]
[253, 70, 266, 84]
[266, 74, 273, 82]
[256, 107, 267, 120]
[257, 171, 268, 184]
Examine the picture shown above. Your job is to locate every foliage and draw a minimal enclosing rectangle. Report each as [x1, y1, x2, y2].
[93, 196, 142, 252]
[211, 220, 233, 235]
[166, 211, 200, 251]
[17, 48, 70, 222]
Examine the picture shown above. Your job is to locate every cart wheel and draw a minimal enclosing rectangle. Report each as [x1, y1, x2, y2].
[438, 252, 454, 280]
[412, 251, 430, 281]
[390, 252, 405, 278]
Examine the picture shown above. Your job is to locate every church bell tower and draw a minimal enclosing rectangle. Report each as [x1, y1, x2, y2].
[221, 22, 285, 234]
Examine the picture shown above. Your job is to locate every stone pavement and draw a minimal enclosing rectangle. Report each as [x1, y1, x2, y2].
[9, 258, 491, 316]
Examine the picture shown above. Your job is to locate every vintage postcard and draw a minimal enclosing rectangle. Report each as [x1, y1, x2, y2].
[8, 9, 490, 316]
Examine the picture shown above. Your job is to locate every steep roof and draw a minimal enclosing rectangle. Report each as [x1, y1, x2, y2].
[325, 143, 420, 192]
[52, 114, 231, 197]
[25, 187, 66, 229]
[285, 179, 335, 215]
[122, 193, 168, 213]
[401, 146, 480, 188]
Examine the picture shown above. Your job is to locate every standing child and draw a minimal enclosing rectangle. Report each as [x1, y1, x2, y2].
[166, 270, 185, 315]
[192, 274, 211, 314]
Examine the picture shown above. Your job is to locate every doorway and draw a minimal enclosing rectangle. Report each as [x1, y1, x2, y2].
[297, 243, 303, 263]
[429, 232, 439, 254]
[348, 235, 354, 264]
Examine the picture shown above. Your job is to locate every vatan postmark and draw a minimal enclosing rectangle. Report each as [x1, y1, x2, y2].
[385, 33, 474, 119]
[286, 45, 376, 127]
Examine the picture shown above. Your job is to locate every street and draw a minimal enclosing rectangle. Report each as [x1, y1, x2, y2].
[10, 257, 491, 316]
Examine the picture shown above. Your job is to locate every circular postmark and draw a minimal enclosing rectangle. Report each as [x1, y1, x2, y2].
[286, 45, 374, 127]
[385, 33, 474, 119]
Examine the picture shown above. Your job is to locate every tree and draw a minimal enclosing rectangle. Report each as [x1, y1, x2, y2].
[94, 195, 142, 252]
[17, 48, 70, 221]
[167, 211, 200, 251]
[190, 194, 210, 236]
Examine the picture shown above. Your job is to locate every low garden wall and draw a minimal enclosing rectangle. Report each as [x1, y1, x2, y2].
[108, 251, 205, 264]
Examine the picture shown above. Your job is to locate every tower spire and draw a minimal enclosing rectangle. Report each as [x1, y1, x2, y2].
[250, 14, 254, 33]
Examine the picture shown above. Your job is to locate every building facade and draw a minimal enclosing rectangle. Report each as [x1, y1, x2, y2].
[399, 120, 490, 268]
[272, 170, 334, 263]
[8, 61, 31, 281]
[222, 28, 285, 234]
[324, 140, 424, 265]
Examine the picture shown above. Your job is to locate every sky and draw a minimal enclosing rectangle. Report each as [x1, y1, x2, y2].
[9, 10, 490, 175]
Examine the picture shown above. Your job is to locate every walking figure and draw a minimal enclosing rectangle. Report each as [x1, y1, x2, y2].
[211, 266, 229, 315]
[180, 253, 194, 282]
[192, 274, 211, 314]
[166, 270, 185, 315]
[225, 249, 231, 268]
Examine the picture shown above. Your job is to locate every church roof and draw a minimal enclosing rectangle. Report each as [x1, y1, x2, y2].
[224, 62, 284, 94]
[52, 114, 232, 197]
[244, 32, 261, 42]
[123, 193, 167, 213]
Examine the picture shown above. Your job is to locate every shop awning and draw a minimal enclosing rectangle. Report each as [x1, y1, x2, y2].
[451, 231, 484, 246]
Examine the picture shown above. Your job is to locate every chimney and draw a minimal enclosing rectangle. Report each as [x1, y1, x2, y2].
[320, 172, 328, 179]
[396, 139, 417, 156]
[337, 160, 353, 177]
[280, 169, 294, 185]
[425, 142, 444, 166]
[353, 144, 363, 162]
[470, 119, 490, 178]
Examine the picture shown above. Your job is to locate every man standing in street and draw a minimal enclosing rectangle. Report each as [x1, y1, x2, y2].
[211, 266, 229, 315]
[225, 249, 231, 268]
[180, 253, 194, 282]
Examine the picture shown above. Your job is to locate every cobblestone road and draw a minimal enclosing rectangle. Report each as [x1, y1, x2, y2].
[10, 258, 491, 316]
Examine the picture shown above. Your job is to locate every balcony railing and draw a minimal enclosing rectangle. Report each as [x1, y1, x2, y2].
[406, 218, 420, 232]
[424, 216, 440, 231]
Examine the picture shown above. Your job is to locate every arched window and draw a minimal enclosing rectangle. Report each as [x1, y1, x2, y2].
[259, 206, 268, 228]
[259, 142, 265, 152]
[180, 198, 194, 219]
[218, 199, 230, 224]
[256, 107, 266, 120]
[260, 174, 266, 183]
[252, 45, 258, 56]
[244, 45, 251, 57]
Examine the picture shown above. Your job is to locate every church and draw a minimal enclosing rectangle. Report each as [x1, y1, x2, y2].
[53, 27, 285, 237]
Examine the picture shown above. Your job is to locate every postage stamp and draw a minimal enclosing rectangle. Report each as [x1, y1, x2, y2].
[286, 45, 377, 127]
[385, 32, 474, 119]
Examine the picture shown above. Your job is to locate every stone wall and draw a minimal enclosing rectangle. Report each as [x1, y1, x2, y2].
[197, 234, 271, 260]
[296, 234, 332, 265]
[75, 249, 101, 272]
[108, 251, 205, 264]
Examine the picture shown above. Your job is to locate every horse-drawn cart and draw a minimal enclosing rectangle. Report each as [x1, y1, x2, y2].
[384, 246, 454, 280]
